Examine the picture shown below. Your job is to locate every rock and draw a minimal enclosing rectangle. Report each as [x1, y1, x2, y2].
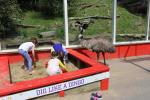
[38, 31, 56, 38]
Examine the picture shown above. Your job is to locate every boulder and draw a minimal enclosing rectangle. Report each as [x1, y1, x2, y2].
[38, 31, 56, 38]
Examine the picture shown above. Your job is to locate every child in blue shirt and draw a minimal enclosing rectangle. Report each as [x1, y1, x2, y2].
[49, 41, 68, 65]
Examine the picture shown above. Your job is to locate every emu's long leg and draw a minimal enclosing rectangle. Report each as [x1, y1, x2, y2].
[97, 52, 100, 62]
[102, 52, 106, 65]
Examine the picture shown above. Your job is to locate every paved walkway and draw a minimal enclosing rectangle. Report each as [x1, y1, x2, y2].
[35, 55, 150, 100]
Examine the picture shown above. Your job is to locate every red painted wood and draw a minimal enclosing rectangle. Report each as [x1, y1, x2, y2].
[100, 78, 109, 90]
[0, 66, 108, 96]
[0, 43, 150, 97]
[77, 43, 150, 61]
[59, 91, 65, 97]
[0, 51, 50, 64]
[0, 49, 109, 96]
[68, 49, 99, 66]
[0, 43, 150, 96]
[2, 43, 150, 64]
[0, 57, 11, 89]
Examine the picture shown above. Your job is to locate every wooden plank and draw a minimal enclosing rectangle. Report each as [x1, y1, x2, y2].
[0, 57, 11, 89]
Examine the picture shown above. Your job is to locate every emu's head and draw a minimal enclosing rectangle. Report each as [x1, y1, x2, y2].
[78, 34, 83, 41]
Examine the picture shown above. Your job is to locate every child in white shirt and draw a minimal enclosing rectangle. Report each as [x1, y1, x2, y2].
[46, 51, 69, 76]
[18, 38, 38, 74]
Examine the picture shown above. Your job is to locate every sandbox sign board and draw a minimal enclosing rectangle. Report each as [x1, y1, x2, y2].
[0, 72, 109, 100]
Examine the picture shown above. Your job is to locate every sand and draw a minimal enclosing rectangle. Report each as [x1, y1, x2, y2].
[9, 59, 97, 100]
[9, 59, 79, 83]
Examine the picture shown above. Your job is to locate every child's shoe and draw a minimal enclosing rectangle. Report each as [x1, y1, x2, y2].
[29, 70, 35, 75]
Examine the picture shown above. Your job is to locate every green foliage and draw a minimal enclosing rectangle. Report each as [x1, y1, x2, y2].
[0, 0, 21, 36]
[68, 0, 113, 39]
[56, 27, 64, 39]
[117, 7, 147, 34]
[1, 0, 147, 42]
[68, 0, 147, 42]
[18, 11, 64, 39]
[37, 0, 63, 17]
[17, 0, 77, 17]
[68, 0, 80, 16]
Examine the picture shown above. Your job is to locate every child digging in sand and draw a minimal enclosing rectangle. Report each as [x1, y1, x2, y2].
[46, 51, 69, 76]
[18, 37, 38, 75]
[49, 40, 68, 66]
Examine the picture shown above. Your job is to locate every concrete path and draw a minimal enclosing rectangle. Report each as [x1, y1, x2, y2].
[34, 55, 150, 100]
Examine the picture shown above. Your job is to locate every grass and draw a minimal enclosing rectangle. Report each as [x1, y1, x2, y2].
[117, 7, 147, 34]
[18, 11, 64, 39]
[17, 0, 147, 43]
[21, 11, 63, 26]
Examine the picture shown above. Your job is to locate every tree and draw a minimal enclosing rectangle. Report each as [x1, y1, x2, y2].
[37, 0, 63, 17]
[68, 0, 79, 16]
[17, 0, 40, 11]
[17, 0, 78, 17]
[0, 0, 21, 38]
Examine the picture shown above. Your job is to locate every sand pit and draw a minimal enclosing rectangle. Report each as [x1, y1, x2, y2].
[9, 57, 94, 99]
[10, 59, 79, 83]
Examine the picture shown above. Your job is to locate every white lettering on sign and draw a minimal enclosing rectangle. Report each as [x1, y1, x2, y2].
[0, 72, 109, 100]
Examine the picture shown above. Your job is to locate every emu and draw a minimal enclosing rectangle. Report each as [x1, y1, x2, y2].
[80, 37, 116, 65]
[75, 19, 94, 39]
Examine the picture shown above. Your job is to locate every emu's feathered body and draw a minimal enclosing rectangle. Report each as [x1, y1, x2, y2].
[80, 37, 116, 65]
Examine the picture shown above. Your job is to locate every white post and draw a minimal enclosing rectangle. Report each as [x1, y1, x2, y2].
[112, 0, 117, 44]
[63, 0, 69, 46]
[146, 0, 150, 40]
